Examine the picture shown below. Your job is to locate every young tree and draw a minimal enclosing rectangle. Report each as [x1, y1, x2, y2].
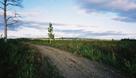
[0, 34, 2, 39]
[0, 0, 23, 42]
[48, 23, 55, 44]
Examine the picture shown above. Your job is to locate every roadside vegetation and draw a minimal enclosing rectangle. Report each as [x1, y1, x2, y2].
[0, 39, 63, 78]
[32, 39, 136, 78]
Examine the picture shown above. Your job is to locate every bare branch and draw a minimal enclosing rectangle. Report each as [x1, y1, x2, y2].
[0, 1, 4, 9]
[6, 16, 13, 21]
[0, 6, 4, 10]
[0, 1, 4, 5]
[7, 3, 17, 6]
[7, 23, 14, 26]
[7, 3, 23, 8]
[15, 12, 22, 18]
[7, 14, 21, 25]
[6, 10, 21, 21]
[7, 21, 18, 26]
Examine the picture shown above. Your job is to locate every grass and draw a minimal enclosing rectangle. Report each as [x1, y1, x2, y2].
[31, 39, 136, 78]
[42, 57, 64, 78]
[0, 39, 63, 78]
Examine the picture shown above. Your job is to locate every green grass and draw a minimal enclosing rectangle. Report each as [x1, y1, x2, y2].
[0, 39, 63, 78]
[42, 57, 64, 78]
[31, 39, 136, 78]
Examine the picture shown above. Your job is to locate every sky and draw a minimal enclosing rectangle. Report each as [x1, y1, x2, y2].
[0, 0, 136, 39]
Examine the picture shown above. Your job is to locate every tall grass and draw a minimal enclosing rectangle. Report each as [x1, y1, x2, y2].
[32, 39, 136, 78]
[0, 39, 63, 78]
[0, 39, 41, 78]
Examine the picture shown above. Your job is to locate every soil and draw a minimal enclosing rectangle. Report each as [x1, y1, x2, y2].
[32, 44, 127, 78]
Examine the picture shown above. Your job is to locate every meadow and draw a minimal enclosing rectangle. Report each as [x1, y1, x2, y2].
[0, 39, 63, 78]
[32, 39, 136, 78]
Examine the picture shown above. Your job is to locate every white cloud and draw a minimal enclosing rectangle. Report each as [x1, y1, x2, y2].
[19, 9, 52, 22]
[109, 0, 136, 11]
[83, 0, 136, 11]
[8, 26, 46, 38]
[6, 21, 136, 39]
[0, 7, 135, 39]
[79, 0, 136, 22]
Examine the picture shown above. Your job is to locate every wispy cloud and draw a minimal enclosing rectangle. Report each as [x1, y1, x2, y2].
[56, 29, 131, 37]
[0, 0, 136, 39]
[0, 17, 135, 39]
[78, 0, 136, 22]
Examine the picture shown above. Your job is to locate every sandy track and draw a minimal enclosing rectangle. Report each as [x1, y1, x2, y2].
[32, 44, 126, 78]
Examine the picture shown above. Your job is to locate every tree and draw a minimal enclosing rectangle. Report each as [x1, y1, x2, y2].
[0, 0, 23, 42]
[48, 23, 55, 44]
[0, 34, 2, 39]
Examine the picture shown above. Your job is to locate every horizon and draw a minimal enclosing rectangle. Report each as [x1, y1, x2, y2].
[0, 0, 136, 39]
[7, 37, 135, 41]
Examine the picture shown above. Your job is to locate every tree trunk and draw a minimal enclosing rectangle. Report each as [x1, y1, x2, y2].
[4, 0, 7, 42]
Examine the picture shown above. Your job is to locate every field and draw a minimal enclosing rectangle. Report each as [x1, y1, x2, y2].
[0, 38, 135, 78]
[32, 39, 136, 78]
[0, 39, 63, 78]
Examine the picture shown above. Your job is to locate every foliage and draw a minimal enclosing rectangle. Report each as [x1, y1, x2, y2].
[48, 23, 55, 44]
[32, 39, 136, 78]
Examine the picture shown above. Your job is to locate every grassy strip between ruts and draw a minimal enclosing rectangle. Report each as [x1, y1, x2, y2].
[31, 39, 136, 78]
[0, 39, 63, 78]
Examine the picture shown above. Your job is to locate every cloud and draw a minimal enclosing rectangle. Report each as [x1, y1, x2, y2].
[78, 0, 136, 22]
[78, 31, 136, 39]
[0, 19, 134, 39]
[0, 18, 134, 39]
[0, 8, 135, 39]
[5, 20, 95, 31]
[52, 28, 135, 39]
[80, 31, 126, 37]
[8, 26, 47, 38]
[56, 29, 127, 36]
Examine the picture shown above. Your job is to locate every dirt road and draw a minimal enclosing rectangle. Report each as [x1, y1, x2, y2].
[33, 44, 126, 78]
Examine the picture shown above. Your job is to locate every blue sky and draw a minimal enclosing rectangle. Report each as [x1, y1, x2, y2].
[0, 0, 136, 39]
